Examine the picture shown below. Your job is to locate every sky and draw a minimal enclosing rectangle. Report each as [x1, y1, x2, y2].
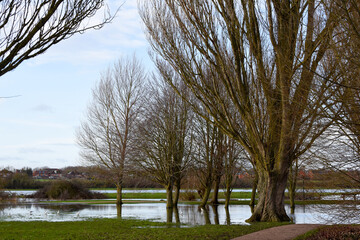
[0, 1, 153, 170]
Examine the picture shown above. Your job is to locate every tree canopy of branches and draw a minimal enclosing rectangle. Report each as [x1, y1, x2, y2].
[0, 0, 113, 76]
[77, 56, 147, 206]
[333, 0, 360, 158]
[140, 0, 340, 222]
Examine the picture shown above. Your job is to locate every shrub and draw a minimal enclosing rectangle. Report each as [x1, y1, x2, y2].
[31, 180, 105, 200]
[180, 190, 197, 201]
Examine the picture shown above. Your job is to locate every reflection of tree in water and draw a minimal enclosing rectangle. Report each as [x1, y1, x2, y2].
[166, 206, 181, 224]
[211, 205, 219, 225]
[225, 206, 231, 225]
[117, 204, 121, 218]
[37, 204, 89, 212]
[306, 204, 360, 224]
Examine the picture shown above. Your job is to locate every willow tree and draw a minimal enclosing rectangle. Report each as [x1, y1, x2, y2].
[0, 0, 114, 76]
[140, 0, 339, 222]
[77, 56, 147, 207]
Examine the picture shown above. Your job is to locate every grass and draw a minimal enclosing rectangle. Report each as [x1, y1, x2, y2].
[0, 218, 288, 240]
[102, 190, 253, 200]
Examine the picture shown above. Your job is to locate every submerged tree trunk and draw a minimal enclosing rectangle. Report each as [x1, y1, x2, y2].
[166, 207, 173, 223]
[202, 207, 211, 224]
[173, 206, 180, 224]
[247, 170, 290, 222]
[211, 204, 219, 225]
[225, 205, 231, 225]
[116, 204, 122, 218]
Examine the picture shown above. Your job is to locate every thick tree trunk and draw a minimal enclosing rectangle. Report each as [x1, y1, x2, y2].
[165, 184, 174, 209]
[166, 207, 173, 223]
[211, 177, 220, 205]
[246, 170, 290, 222]
[116, 183, 123, 206]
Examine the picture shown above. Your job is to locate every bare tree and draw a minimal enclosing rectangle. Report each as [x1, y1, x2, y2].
[140, 0, 340, 222]
[192, 112, 218, 208]
[223, 135, 243, 209]
[77, 56, 147, 207]
[0, 0, 115, 76]
[135, 77, 192, 209]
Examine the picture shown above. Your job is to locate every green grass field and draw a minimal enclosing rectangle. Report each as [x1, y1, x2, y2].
[103, 190, 253, 200]
[0, 218, 287, 240]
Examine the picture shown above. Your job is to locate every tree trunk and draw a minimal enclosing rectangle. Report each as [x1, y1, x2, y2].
[173, 181, 180, 207]
[199, 184, 211, 208]
[116, 183, 123, 206]
[250, 171, 258, 213]
[166, 207, 173, 223]
[211, 177, 220, 205]
[165, 184, 174, 209]
[246, 170, 290, 222]
[224, 182, 231, 209]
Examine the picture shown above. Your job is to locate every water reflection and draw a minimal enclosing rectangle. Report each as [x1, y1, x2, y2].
[0, 202, 359, 225]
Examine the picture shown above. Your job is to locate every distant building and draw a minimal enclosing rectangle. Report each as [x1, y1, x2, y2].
[65, 170, 86, 179]
[33, 168, 62, 179]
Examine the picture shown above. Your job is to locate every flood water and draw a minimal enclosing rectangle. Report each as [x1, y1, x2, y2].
[0, 201, 359, 225]
[2, 189, 359, 225]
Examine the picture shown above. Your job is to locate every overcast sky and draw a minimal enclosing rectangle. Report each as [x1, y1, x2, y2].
[0, 1, 153, 169]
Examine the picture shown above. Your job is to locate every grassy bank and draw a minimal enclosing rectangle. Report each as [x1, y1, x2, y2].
[103, 190, 253, 200]
[0, 218, 287, 240]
